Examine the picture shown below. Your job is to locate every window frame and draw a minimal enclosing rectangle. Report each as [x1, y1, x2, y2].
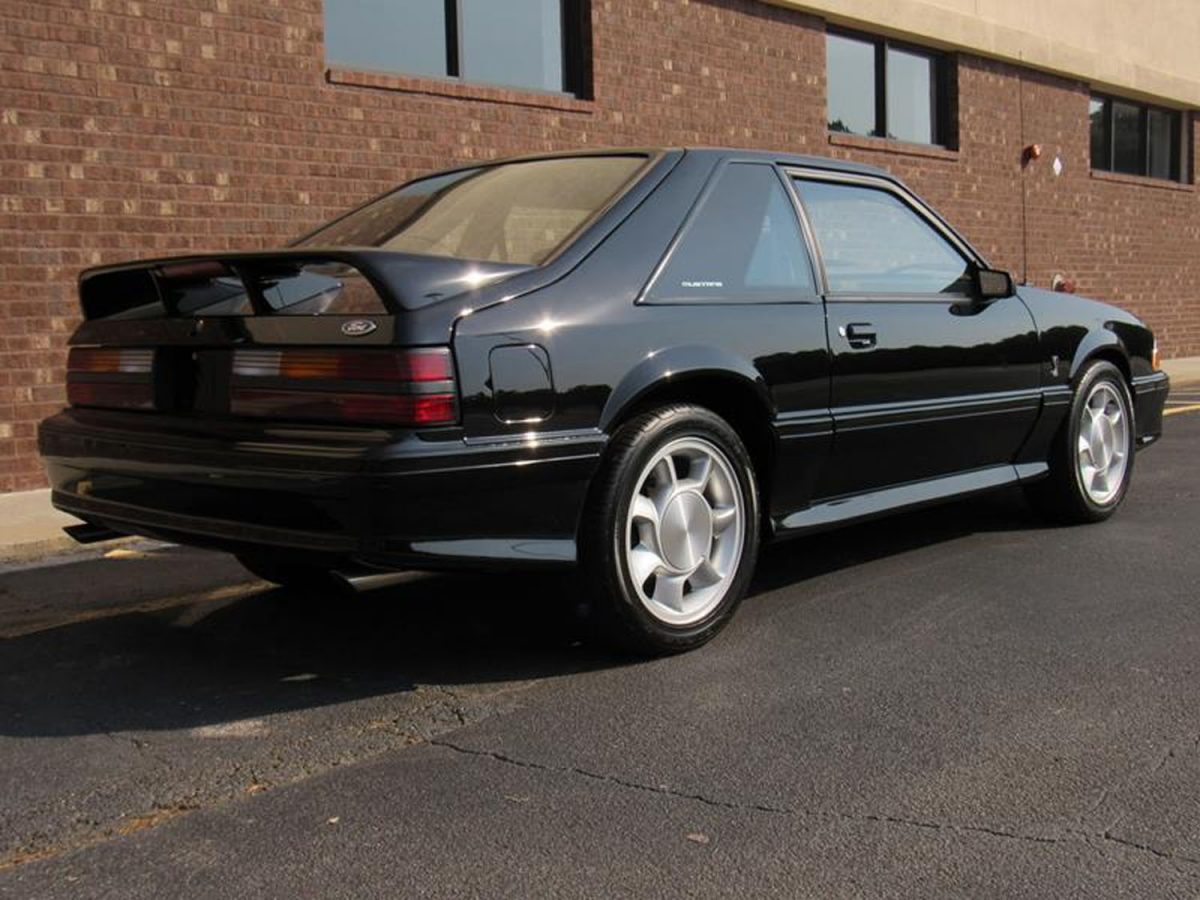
[825, 26, 955, 149]
[785, 168, 986, 302]
[640, 160, 823, 306]
[324, 0, 592, 98]
[1089, 92, 1190, 183]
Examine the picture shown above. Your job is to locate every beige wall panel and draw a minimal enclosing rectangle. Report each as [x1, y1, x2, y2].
[770, 0, 1200, 106]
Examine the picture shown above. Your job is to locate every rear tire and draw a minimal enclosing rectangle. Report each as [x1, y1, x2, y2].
[580, 404, 761, 656]
[1025, 360, 1135, 524]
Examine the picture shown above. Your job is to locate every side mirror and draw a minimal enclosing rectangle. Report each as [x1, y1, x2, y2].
[973, 265, 1015, 301]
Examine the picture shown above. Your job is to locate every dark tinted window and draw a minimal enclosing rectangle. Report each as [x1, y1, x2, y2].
[1113, 101, 1143, 175]
[795, 179, 969, 294]
[827, 33, 876, 137]
[324, 0, 588, 96]
[1089, 97, 1110, 171]
[650, 164, 816, 302]
[1148, 108, 1176, 180]
[297, 156, 647, 266]
[827, 29, 950, 147]
[1090, 93, 1186, 182]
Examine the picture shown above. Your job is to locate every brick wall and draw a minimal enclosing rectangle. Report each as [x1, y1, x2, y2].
[0, 0, 1196, 492]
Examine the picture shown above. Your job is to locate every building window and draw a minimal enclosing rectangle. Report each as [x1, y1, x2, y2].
[826, 28, 953, 147]
[324, 0, 591, 97]
[1090, 94, 1188, 182]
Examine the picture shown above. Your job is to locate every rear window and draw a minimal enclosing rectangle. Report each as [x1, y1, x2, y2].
[295, 156, 648, 265]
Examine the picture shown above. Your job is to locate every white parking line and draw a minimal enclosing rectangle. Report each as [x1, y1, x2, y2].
[1164, 403, 1200, 417]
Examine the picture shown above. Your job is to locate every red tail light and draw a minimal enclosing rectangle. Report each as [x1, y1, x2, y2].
[66, 347, 155, 411]
[230, 347, 458, 427]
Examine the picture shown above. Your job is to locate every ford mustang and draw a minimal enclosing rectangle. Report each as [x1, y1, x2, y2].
[39, 148, 1170, 653]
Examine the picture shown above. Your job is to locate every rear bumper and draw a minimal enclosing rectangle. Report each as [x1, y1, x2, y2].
[39, 409, 604, 570]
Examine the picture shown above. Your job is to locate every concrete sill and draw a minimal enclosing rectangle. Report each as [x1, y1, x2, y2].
[828, 132, 960, 162]
[1089, 169, 1195, 193]
[326, 67, 595, 115]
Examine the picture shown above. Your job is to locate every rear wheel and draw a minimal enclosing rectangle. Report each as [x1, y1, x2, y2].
[1026, 360, 1135, 523]
[580, 404, 761, 655]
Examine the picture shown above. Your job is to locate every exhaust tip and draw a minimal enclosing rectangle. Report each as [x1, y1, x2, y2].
[64, 522, 125, 545]
[329, 568, 424, 593]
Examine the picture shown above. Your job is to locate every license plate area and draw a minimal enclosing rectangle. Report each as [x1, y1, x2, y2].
[154, 348, 233, 414]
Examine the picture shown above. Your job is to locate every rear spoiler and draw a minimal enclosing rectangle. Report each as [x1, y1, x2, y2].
[78, 249, 531, 319]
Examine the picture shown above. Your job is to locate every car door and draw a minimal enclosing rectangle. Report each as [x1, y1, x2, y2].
[790, 171, 1042, 499]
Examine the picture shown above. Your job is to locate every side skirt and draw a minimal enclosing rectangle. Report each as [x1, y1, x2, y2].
[772, 463, 1048, 538]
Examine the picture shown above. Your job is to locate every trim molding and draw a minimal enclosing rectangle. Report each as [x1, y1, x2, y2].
[831, 387, 1043, 432]
[776, 463, 1039, 534]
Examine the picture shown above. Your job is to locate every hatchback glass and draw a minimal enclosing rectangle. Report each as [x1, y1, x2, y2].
[296, 156, 648, 265]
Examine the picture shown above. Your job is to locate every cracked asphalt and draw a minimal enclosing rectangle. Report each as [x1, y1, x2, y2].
[1, 413, 1198, 898]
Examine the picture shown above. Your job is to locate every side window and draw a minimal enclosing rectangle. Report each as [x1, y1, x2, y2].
[649, 164, 817, 302]
[794, 179, 970, 294]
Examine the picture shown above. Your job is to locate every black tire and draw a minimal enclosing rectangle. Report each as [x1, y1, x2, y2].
[235, 552, 338, 592]
[579, 404, 761, 656]
[1025, 360, 1136, 524]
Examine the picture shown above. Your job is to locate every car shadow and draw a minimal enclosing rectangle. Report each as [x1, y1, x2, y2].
[0, 487, 1043, 739]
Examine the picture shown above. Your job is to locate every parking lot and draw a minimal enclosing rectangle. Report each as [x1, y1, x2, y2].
[1, 411, 1198, 898]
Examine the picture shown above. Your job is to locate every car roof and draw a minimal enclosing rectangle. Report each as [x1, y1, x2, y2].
[489, 146, 896, 181]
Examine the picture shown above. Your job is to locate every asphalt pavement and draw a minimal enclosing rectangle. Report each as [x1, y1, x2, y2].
[2, 413, 1199, 898]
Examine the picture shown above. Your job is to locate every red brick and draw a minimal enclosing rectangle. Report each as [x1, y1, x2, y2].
[0, 0, 1195, 491]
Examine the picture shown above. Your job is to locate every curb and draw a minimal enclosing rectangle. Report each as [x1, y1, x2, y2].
[0, 534, 142, 569]
[0, 488, 135, 567]
[1163, 356, 1200, 389]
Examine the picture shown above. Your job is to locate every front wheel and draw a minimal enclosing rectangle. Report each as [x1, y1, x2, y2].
[1026, 360, 1135, 524]
[580, 404, 761, 655]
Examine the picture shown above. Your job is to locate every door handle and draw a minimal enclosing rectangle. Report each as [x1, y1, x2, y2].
[842, 323, 877, 350]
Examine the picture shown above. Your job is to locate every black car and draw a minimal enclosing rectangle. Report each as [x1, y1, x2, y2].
[39, 148, 1169, 653]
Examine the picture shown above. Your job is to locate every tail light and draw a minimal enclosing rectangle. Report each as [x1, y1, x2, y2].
[66, 347, 155, 411]
[230, 347, 458, 427]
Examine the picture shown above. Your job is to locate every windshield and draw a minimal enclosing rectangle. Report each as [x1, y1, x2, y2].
[295, 155, 649, 265]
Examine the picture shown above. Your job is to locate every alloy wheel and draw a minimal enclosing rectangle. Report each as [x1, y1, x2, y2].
[1076, 381, 1130, 505]
[624, 436, 746, 626]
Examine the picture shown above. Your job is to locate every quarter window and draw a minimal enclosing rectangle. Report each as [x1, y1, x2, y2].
[827, 29, 952, 147]
[324, 0, 590, 97]
[1090, 94, 1187, 182]
[794, 179, 970, 295]
[649, 165, 817, 302]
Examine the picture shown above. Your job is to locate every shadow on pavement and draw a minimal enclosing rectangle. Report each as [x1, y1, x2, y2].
[0, 486, 1041, 739]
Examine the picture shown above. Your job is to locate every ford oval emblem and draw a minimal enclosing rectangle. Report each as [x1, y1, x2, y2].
[341, 319, 378, 337]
